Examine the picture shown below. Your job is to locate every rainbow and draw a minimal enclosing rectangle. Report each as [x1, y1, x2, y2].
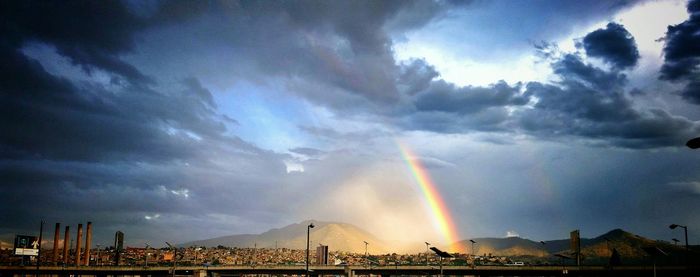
[397, 142, 461, 252]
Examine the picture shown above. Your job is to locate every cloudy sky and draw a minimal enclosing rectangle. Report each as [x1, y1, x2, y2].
[2, 0, 700, 249]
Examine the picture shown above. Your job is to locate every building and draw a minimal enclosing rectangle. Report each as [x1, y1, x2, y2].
[316, 245, 328, 265]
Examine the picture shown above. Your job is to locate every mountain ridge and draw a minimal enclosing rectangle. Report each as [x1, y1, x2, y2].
[181, 221, 685, 259]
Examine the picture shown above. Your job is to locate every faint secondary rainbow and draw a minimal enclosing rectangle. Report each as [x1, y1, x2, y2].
[397, 141, 461, 251]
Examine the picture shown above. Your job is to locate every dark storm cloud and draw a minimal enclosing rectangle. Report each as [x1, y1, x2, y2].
[0, 0, 152, 86]
[398, 59, 440, 96]
[397, 80, 527, 132]
[415, 81, 528, 115]
[136, 0, 462, 110]
[395, 47, 697, 148]
[660, 0, 700, 104]
[582, 22, 640, 70]
[517, 52, 697, 148]
[0, 0, 290, 240]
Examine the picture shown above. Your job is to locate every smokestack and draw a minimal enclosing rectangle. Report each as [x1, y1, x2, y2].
[83, 222, 92, 266]
[53, 223, 60, 265]
[75, 224, 83, 266]
[63, 226, 70, 265]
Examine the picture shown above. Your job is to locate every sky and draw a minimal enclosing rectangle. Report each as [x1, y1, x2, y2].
[1, 0, 700, 250]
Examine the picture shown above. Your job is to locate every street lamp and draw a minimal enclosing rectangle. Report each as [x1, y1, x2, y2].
[165, 242, 176, 277]
[429, 247, 453, 277]
[469, 240, 476, 257]
[424, 242, 430, 266]
[363, 241, 369, 268]
[144, 243, 150, 267]
[306, 223, 314, 276]
[669, 224, 689, 251]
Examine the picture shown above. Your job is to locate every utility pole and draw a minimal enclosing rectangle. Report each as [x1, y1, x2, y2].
[424, 242, 430, 266]
[144, 243, 150, 267]
[306, 223, 314, 277]
[363, 241, 369, 268]
[36, 220, 44, 275]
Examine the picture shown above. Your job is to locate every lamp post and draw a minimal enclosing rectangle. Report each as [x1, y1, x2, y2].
[469, 240, 476, 256]
[670, 224, 689, 266]
[144, 243, 150, 267]
[363, 241, 369, 268]
[429, 247, 452, 277]
[306, 223, 314, 276]
[669, 224, 689, 251]
[424, 242, 430, 266]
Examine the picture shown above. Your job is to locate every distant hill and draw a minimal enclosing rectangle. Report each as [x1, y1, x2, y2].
[182, 221, 689, 263]
[448, 228, 688, 263]
[450, 237, 549, 257]
[0, 240, 12, 250]
[180, 220, 389, 253]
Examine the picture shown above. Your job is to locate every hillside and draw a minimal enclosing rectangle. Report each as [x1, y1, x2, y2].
[182, 221, 688, 262]
[180, 220, 389, 253]
[450, 237, 549, 257]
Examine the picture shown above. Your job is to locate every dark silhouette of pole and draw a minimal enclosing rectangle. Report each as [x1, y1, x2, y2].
[469, 240, 476, 257]
[166, 242, 176, 277]
[424, 242, 430, 266]
[53, 223, 60, 265]
[669, 224, 689, 265]
[75, 224, 82, 266]
[363, 241, 369, 268]
[306, 223, 314, 276]
[144, 243, 150, 267]
[83, 222, 92, 266]
[669, 224, 689, 251]
[37, 220, 43, 274]
[62, 226, 70, 266]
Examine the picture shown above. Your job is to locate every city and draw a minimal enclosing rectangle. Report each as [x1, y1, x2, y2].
[3, 0, 700, 276]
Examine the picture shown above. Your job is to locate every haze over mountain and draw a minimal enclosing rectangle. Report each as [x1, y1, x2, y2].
[180, 220, 390, 253]
[182, 220, 686, 261]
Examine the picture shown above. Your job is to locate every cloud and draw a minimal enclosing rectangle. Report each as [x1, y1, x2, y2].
[668, 181, 700, 194]
[391, 49, 697, 148]
[518, 51, 697, 148]
[414, 81, 529, 115]
[289, 147, 326, 158]
[582, 22, 640, 70]
[505, 230, 520, 238]
[0, 0, 294, 241]
[659, 0, 700, 104]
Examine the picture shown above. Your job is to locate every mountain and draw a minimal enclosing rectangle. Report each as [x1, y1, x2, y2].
[182, 221, 687, 262]
[450, 237, 549, 257]
[0, 240, 12, 250]
[448, 228, 687, 262]
[180, 220, 389, 253]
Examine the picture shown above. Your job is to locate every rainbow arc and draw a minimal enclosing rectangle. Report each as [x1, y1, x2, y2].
[397, 141, 460, 251]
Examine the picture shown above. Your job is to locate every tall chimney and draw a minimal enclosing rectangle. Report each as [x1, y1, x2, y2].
[53, 223, 60, 265]
[63, 226, 70, 265]
[75, 224, 83, 266]
[83, 222, 92, 266]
